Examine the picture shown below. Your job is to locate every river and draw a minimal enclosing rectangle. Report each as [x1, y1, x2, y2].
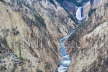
[56, 0, 101, 72]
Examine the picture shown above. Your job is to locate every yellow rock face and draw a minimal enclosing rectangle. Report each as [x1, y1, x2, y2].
[0, 2, 58, 72]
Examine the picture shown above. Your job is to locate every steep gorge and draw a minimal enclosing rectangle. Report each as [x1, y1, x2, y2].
[0, 0, 108, 72]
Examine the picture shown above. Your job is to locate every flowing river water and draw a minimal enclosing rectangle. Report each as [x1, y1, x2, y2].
[57, 29, 76, 72]
[56, 0, 101, 72]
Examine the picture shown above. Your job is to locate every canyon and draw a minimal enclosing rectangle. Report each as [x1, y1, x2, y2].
[0, 0, 108, 72]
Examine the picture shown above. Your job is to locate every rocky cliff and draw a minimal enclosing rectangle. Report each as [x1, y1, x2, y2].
[0, 0, 108, 72]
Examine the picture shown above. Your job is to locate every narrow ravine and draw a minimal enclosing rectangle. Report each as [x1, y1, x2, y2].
[57, 29, 76, 72]
[56, 0, 101, 72]
[57, 36, 71, 72]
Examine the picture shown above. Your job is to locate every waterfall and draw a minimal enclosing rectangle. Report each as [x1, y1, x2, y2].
[76, 7, 85, 21]
[56, 0, 98, 71]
